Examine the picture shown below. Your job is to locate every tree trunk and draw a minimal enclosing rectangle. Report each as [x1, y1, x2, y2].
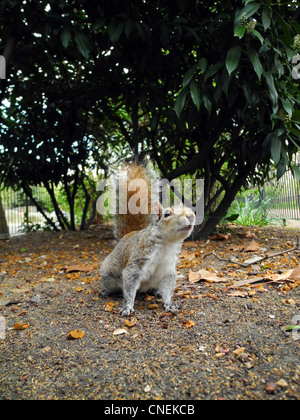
[194, 165, 251, 239]
[0, 194, 10, 240]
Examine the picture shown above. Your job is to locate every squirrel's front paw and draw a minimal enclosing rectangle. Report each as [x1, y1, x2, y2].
[120, 306, 135, 317]
[164, 303, 179, 315]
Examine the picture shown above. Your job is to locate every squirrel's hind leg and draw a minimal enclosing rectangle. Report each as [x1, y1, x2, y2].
[101, 275, 122, 296]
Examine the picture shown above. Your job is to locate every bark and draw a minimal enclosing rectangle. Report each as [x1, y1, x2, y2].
[194, 164, 252, 239]
[0, 195, 10, 240]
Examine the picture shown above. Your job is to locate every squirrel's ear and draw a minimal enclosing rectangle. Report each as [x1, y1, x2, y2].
[153, 202, 163, 221]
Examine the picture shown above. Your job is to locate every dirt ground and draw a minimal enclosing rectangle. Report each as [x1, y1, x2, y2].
[0, 225, 299, 400]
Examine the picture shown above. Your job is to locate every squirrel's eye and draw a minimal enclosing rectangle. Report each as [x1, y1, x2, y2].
[164, 210, 172, 219]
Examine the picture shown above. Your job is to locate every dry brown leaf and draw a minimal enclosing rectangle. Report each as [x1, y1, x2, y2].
[265, 270, 294, 282]
[243, 231, 257, 239]
[244, 241, 262, 253]
[233, 347, 246, 356]
[209, 233, 230, 241]
[64, 264, 96, 273]
[67, 329, 85, 340]
[125, 317, 137, 328]
[180, 250, 196, 260]
[183, 241, 199, 248]
[189, 269, 227, 284]
[183, 320, 195, 329]
[76, 287, 83, 293]
[148, 304, 159, 310]
[226, 268, 297, 291]
[104, 302, 116, 312]
[13, 322, 29, 331]
[228, 291, 248, 298]
[290, 264, 300, 280]
[226, 277, 266, 290]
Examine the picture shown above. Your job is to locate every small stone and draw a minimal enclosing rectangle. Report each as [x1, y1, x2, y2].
[30, 294, 41, 305]
[276, 379, 289, 389]
[144, 385, 151, 393]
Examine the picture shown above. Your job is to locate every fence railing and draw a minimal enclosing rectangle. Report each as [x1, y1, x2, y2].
[267, 170, 300, 220]
[0, 186, 55, 235]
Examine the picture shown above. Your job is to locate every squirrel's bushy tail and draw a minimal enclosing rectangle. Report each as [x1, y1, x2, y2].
[115, 163, 155, 240]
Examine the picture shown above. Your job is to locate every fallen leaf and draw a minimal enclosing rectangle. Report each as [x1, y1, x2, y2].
[104, 302, 116, 312]
[189, 269, 227, 284]
[180, 250, 196, 260]
[125, 317, 137, 328]
[113, 328, 128, 336]
[67, 329, 85, 340]
[290, 264, 300, 281]
[233, 347, 246, 356]
[243, 231, 257, 239]
[266, 382, 277, 394]
[148, 304, 159, 310]
[281, 325, 300, 332]
[244, 241, 262, 253]
[13, 322, 29, 331]
[226, 268, 296, 291]
[265, 269, 294, 283]
[228, 291, 248, 298]
[183, 320, 195, 329]
[64, 264, 96, 273]
[209, 233, 230, 241]
[183, 241, 199, 248]
[76, 287, 83, 293]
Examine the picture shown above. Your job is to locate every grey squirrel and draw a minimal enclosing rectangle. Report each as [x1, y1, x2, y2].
[100, 163, 195, 316]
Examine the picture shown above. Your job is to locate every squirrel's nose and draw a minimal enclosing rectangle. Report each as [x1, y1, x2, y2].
[187, 213, 195, 221]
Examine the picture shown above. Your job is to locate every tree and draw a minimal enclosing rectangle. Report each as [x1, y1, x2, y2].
[0, 0, 299, 236]
[0, 194, 9, 240]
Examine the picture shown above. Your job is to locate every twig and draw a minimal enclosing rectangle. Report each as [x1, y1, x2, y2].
[204, 235, 300, 268]
[204, 252, 249, 268]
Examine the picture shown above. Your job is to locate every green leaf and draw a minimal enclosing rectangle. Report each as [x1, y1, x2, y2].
[202, 94, 212, 115]
[198, 58, 208, 73]
[262, 10, 272, 31]
[190, 81, 201, 111]
[183, 64, 198, 88]
[234, 25, 246, 39]
[274, 12, 293, 47]
[281, 99, 293, 116]
[282, 325, 300, 332]
[248, 47, 264, 81]
[266, 74, 278, 108]
[225, 214, 240, 222]
[234, 2, 261, 28]
[204, 62, 223, 82]
[61, 27, 72, 49]
[175, 90, 188, 118]
[226, 46, 242, 75]
[108, 22, 124, 44]
[277, 159, 287, 179]
[74, 33, 91, 59]
[271, 137, 282, 165]
[251, 29, 264, 45]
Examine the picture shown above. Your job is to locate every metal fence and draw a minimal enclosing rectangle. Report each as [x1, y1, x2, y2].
[267, 163, 300, 221]
[0, 186, 54, 235]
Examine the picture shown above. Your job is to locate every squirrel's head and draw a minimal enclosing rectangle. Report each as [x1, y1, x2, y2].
[153, 202, 195, 242]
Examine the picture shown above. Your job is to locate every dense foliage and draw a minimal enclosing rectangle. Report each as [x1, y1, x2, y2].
[0, 0, 299, 236]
